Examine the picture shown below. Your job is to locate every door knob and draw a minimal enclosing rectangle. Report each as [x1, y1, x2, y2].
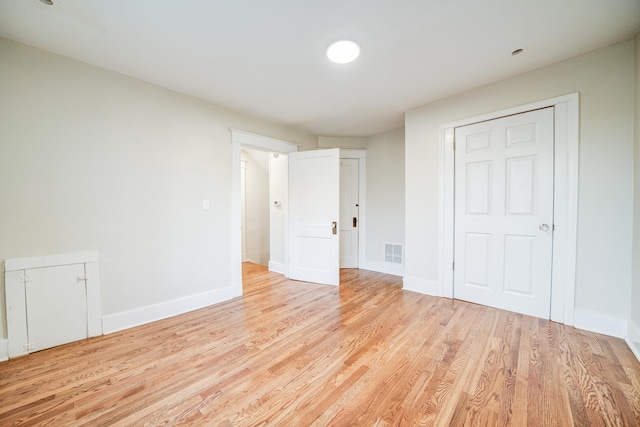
[332, 221, 337, 235]
[539, 224, 550, 231]
[353, 217, 357, 227]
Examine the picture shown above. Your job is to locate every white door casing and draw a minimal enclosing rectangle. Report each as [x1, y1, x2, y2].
[438, 93, 579, 325]
[288, 148, 340, 285]
[340, 158, 359, 268]
[454, 108, 554, 319]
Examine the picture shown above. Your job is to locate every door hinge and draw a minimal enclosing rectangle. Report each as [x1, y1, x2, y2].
[452, 141, 456, 150]
[452, 261, 455, 270]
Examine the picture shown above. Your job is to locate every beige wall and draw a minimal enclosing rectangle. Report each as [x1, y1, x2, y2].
[405, 40, 635, 319]
[0, 38, 316, 338]
[632, 33, 640, 331]
[365, 128, 405, 266]
[318, 136, 368, 150]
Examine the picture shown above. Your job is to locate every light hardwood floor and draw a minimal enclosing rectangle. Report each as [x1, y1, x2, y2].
[1, 263, 639, 426]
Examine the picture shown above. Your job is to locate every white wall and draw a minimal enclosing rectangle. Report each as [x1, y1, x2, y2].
[365, 129, 405, 268]
[269, 153, 288, 273]
[241, 149, 270, 266]
[405, 40, 635, 320]
[0, 37, 316, 336]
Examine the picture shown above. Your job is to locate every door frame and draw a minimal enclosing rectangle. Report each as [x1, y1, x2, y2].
[438, 93, 579, 325]
[340, 149, 367, 269]
[230, 129, 298, 293]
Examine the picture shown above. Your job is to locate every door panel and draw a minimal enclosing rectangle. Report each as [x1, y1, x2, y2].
[340, 158, 359, 268]
[454, 108, 554, 319]
[288, 148, 340, 285]
[26, 264, 88, 352]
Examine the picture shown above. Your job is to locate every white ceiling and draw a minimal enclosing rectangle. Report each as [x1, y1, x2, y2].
[1, 0, 639, 137]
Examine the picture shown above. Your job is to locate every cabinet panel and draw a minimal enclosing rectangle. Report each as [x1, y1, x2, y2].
[26, 264, 88, 352]
[5, 252, 101, 358]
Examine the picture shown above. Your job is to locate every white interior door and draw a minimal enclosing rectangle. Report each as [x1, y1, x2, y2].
[288, 148, 340, 285]
[454, 107, 554, 319]
[340, 158, 359, 268]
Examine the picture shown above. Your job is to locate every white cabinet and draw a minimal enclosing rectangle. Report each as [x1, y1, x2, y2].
[4, 252, 102, 358]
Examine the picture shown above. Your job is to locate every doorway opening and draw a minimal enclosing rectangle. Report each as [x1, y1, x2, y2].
[230, 129, 298, 294]
[241, 148, 272, 267]
[231, 132, 369, 293]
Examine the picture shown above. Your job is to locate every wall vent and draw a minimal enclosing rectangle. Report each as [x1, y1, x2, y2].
[384, 243, 403, 264]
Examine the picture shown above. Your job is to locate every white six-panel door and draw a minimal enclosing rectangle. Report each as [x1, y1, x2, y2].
[454, 108, 554, 319]
[340, 158, 359, 268]
[288, 148, 340, 286]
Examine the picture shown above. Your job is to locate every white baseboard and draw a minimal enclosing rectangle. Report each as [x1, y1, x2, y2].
[268, 261, 285, 275]
[102, 285, 241, 334]
[361, 260, 404, 276]
[626, 319, 640, 363]
[572, 308, 627, 338]
[402, 276, 439, 296]
[0, 339, 8, 362]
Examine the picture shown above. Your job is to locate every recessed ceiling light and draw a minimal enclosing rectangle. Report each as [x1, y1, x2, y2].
[38, 0, 54, 5]
[511, 48, 524, 56]
[326, 40, 361, 64]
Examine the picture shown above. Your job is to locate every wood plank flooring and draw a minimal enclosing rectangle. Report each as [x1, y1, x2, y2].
[1, 262, 639, 426]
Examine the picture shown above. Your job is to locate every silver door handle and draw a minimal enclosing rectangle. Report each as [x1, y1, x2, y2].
[539, 224, 550, 231]
[332, 221, 337, 235]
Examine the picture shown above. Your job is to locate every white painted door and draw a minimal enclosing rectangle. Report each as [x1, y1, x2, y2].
[340, 158, 359, 268]
[26, 264, 88, 352]
[288, 148, 340, 285]
[454, 107, 554, 319]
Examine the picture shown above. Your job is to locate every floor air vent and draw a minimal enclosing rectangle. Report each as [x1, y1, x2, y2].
[384, 243, 403, 264]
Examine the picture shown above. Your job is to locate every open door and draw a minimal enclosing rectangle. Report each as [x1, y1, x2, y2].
[288, 148, 340, 286]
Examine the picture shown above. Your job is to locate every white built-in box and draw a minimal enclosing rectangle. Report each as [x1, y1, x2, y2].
[4, 252, 102, 358]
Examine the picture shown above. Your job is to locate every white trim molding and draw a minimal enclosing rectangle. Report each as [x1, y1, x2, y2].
[438, 93, 579, 325]
[230, 128, 300, 153]
[4, 251, 99, 271]
[362, 260, 404, 277]
[573, 309, 627, 338]
[102, 285, 241, 334]
[403, 276, 438, 295]
[268, 261, 286, 275]
[626, 319, 640, 362]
